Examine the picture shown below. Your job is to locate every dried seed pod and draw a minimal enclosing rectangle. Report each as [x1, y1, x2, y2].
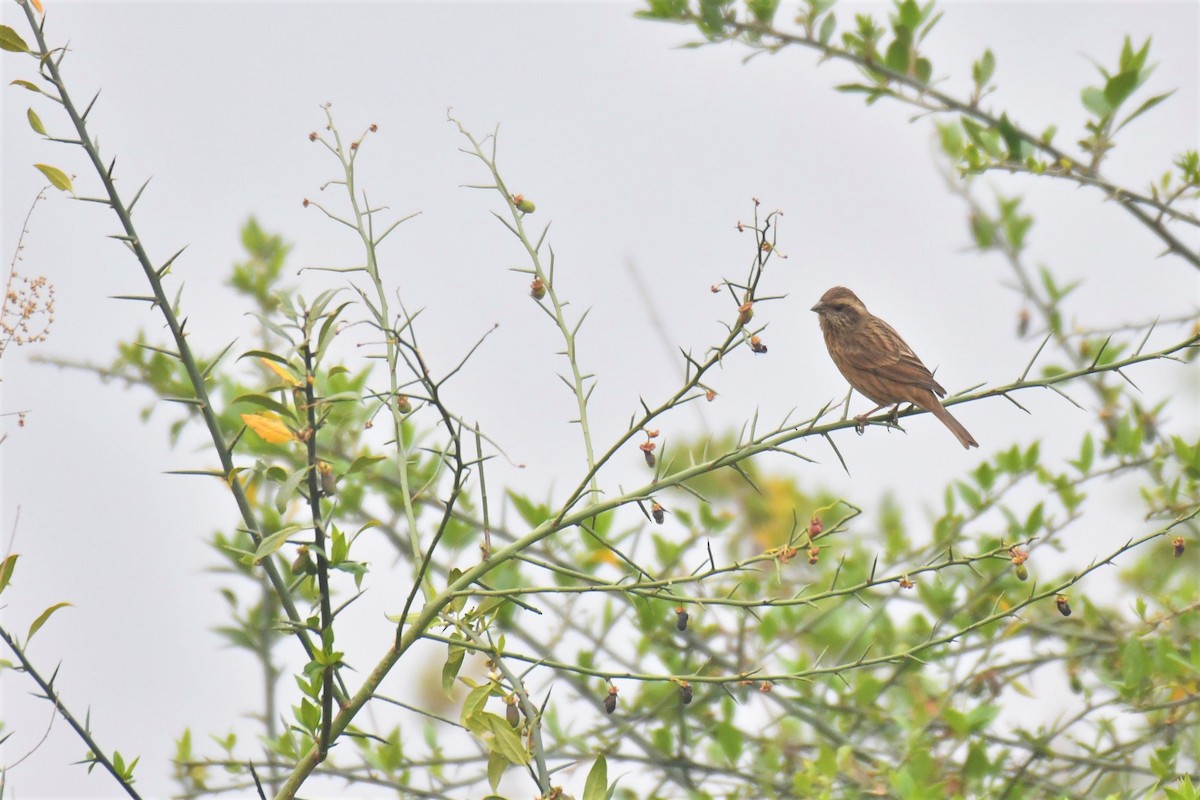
[1174, 536, 1185, 557]
[680, 682, 693, 705]
[1056, 594, 1072, 617]
[808, 516, 823, 538]
[675, 606, 689, 632]
[651, 502, 665, 525]
[750, 336, 768, 354]
[1017, 307, 1030, 338]
[603, 686, 618, 715]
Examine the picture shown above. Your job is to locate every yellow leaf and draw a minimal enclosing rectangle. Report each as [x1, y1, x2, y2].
[261, 357, 302, 387]
[34, 163, 73, 193]
[241, 412, 296, 443]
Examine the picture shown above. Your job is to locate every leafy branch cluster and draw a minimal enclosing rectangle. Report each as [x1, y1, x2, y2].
[0, 1, 1197, 799]
[640, 0, 1200, 268]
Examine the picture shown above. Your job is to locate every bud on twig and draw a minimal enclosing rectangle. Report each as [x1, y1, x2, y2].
[506, 696, 520, 727]
[1011, 547, 1029, 581]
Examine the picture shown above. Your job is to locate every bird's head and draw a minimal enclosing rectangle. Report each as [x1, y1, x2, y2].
[811, 286, 869, 332]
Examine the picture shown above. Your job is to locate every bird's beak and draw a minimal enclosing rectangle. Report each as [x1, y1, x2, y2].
[810, 301, 824, 313]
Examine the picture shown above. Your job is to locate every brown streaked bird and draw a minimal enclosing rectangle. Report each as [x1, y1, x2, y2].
[811, 286, 979, 449]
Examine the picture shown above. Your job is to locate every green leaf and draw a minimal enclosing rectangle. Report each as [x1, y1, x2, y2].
[26, 107, 45, 135]
[1103, 70, 1139, 110]
[10, 79, 42, 93]
[997, 113, 1024, 161]
[252, 524, 304, 563]
[956, 481, 982, 512]
[715, 720, 743, 762]
[346, 454, 386, 475]
[937, 122, 963, 159]
[0, 25, 30, 53]
[481, 712, 530, 764]
[818, 12, 836, 46]
[1023, 502, 1044, 537]
[230, 392, 293, 417]
[442, 637, 466, 693]
[895, 0, 921, 31]
[914, 57, 931, 84]
[583, 754, 609, 800]
[34, 163, 73, 193]
[507, 490, 550, 528]
[745, 0, 780, 25]
[884, 37, 909, 74]
[966, 704, 1000, 733]
[1116, 90, 1175, 133]
[274, 467, 307, 514]
[973, 48, 995, 88]
[0, 553, 18, 595]
[461, 682, 492, 727]
[1081, 86, 1111, 117]
[27, 601, 72, 642]
[487, 750, 507, 792]
[969, 214, 994, 249]
[1121, 637, 1150, 694]
[1075, 433, 1095, 473]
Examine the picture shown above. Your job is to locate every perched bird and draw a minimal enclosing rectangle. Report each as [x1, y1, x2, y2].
[811, 286, 979, 449]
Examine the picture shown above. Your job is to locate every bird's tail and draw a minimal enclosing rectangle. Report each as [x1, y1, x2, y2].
[929, 402, 979, 449]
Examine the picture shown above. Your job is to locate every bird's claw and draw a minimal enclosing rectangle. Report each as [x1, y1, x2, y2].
[853, 415, 868, 435]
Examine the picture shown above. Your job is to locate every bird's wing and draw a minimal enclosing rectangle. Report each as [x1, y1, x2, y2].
[839, 317, 947, 397]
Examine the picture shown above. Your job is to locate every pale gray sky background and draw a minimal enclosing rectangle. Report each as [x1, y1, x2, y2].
[0, 1, 1197, 796]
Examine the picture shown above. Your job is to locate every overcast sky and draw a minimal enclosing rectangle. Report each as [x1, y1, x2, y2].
[1, 1, 1197, 796]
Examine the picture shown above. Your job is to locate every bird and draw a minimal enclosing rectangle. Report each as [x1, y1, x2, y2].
[811, 286, 979, 449]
